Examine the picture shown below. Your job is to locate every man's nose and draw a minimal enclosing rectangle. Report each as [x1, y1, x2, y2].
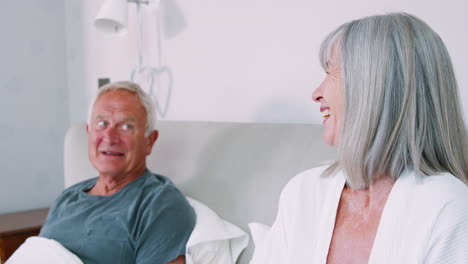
[102, 127, 120, 144]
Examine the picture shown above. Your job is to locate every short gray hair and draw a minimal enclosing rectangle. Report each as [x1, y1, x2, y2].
[320, 13, 468, 189]
[87, 81, 156, 136]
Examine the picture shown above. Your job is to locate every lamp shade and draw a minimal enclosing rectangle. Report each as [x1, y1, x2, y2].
[94, 0, 128, 35]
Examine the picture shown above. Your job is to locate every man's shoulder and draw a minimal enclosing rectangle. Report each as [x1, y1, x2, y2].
[131, 173, 195, 264]
[137, 171, 194, 212]
[132, 172, 196, 239]
[141, 171, 174, 187]
[139, 171, 183, 197]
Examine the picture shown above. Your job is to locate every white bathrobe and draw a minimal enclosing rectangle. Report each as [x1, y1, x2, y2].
[251, 166, 468, 264]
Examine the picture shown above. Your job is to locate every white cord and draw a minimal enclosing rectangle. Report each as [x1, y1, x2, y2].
[130, 0, 167, 117]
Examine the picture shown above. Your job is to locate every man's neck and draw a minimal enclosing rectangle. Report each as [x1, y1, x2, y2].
[88, 168, 146, 196]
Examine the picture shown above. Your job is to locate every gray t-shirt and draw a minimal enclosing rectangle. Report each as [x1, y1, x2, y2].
[40, 170, 195, 264]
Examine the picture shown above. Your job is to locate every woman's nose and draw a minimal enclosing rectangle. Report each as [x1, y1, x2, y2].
[312, 82, 324, 102]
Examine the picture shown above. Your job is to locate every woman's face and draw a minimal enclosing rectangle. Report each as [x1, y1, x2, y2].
[312, 45, 345, 146]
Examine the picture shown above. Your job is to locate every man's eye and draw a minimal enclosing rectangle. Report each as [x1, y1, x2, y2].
[121, 124, 133, 131]
[97, 120, 107, 127]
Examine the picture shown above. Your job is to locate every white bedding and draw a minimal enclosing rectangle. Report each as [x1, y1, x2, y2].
[186, 197, 249, 264]
[6, 236, 83, 264]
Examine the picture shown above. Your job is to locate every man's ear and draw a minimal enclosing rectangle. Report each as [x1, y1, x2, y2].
[146, 130, 159, 155]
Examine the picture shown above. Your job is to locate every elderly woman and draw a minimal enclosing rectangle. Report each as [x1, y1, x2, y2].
[251, 13, 468, 264]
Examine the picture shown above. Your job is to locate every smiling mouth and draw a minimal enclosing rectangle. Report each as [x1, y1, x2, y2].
[101, 151, 124, 157]
[323, 109, 331, 118]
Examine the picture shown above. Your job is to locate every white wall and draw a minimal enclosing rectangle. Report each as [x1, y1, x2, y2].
[69, 0, 468, 125]
[0, 1, 68, 214]
[0, 0, 465, 214]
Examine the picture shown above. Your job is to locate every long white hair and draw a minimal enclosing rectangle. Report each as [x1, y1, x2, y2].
[320, 13, 468, 189]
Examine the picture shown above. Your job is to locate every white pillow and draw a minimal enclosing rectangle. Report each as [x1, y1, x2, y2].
[6, 236, 83, 264]
[248, 222, 271, 264]
[248, 222, 271, 250]
[186, 197, 249, 264]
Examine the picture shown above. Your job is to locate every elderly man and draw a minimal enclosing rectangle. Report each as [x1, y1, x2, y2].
[40, 81, 195, 264]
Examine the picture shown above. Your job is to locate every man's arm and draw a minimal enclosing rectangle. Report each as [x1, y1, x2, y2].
[166, 255, 185, 264]
[134, 187, 195, 264]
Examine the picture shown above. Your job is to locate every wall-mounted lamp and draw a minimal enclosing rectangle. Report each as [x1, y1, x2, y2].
[94, 0, 172, 118]
[94, 0, 150, 35]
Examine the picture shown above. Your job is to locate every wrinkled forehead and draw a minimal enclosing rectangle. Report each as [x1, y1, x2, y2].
[91, 90, 147, 119]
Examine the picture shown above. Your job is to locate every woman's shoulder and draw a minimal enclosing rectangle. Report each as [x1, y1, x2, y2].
[410, 172, 468, 202]
[411, 173, 468, 262]
[285, 165, 329, 186]
[279, 164, 343, 204]
[403, 171, 468, 226]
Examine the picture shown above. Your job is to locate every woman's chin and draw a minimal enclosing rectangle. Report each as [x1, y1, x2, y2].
[322, 130, 340, 146]
[322, 135, 335, 146]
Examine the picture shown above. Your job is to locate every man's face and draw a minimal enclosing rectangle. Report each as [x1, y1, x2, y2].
[87, 90, 157, 178]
